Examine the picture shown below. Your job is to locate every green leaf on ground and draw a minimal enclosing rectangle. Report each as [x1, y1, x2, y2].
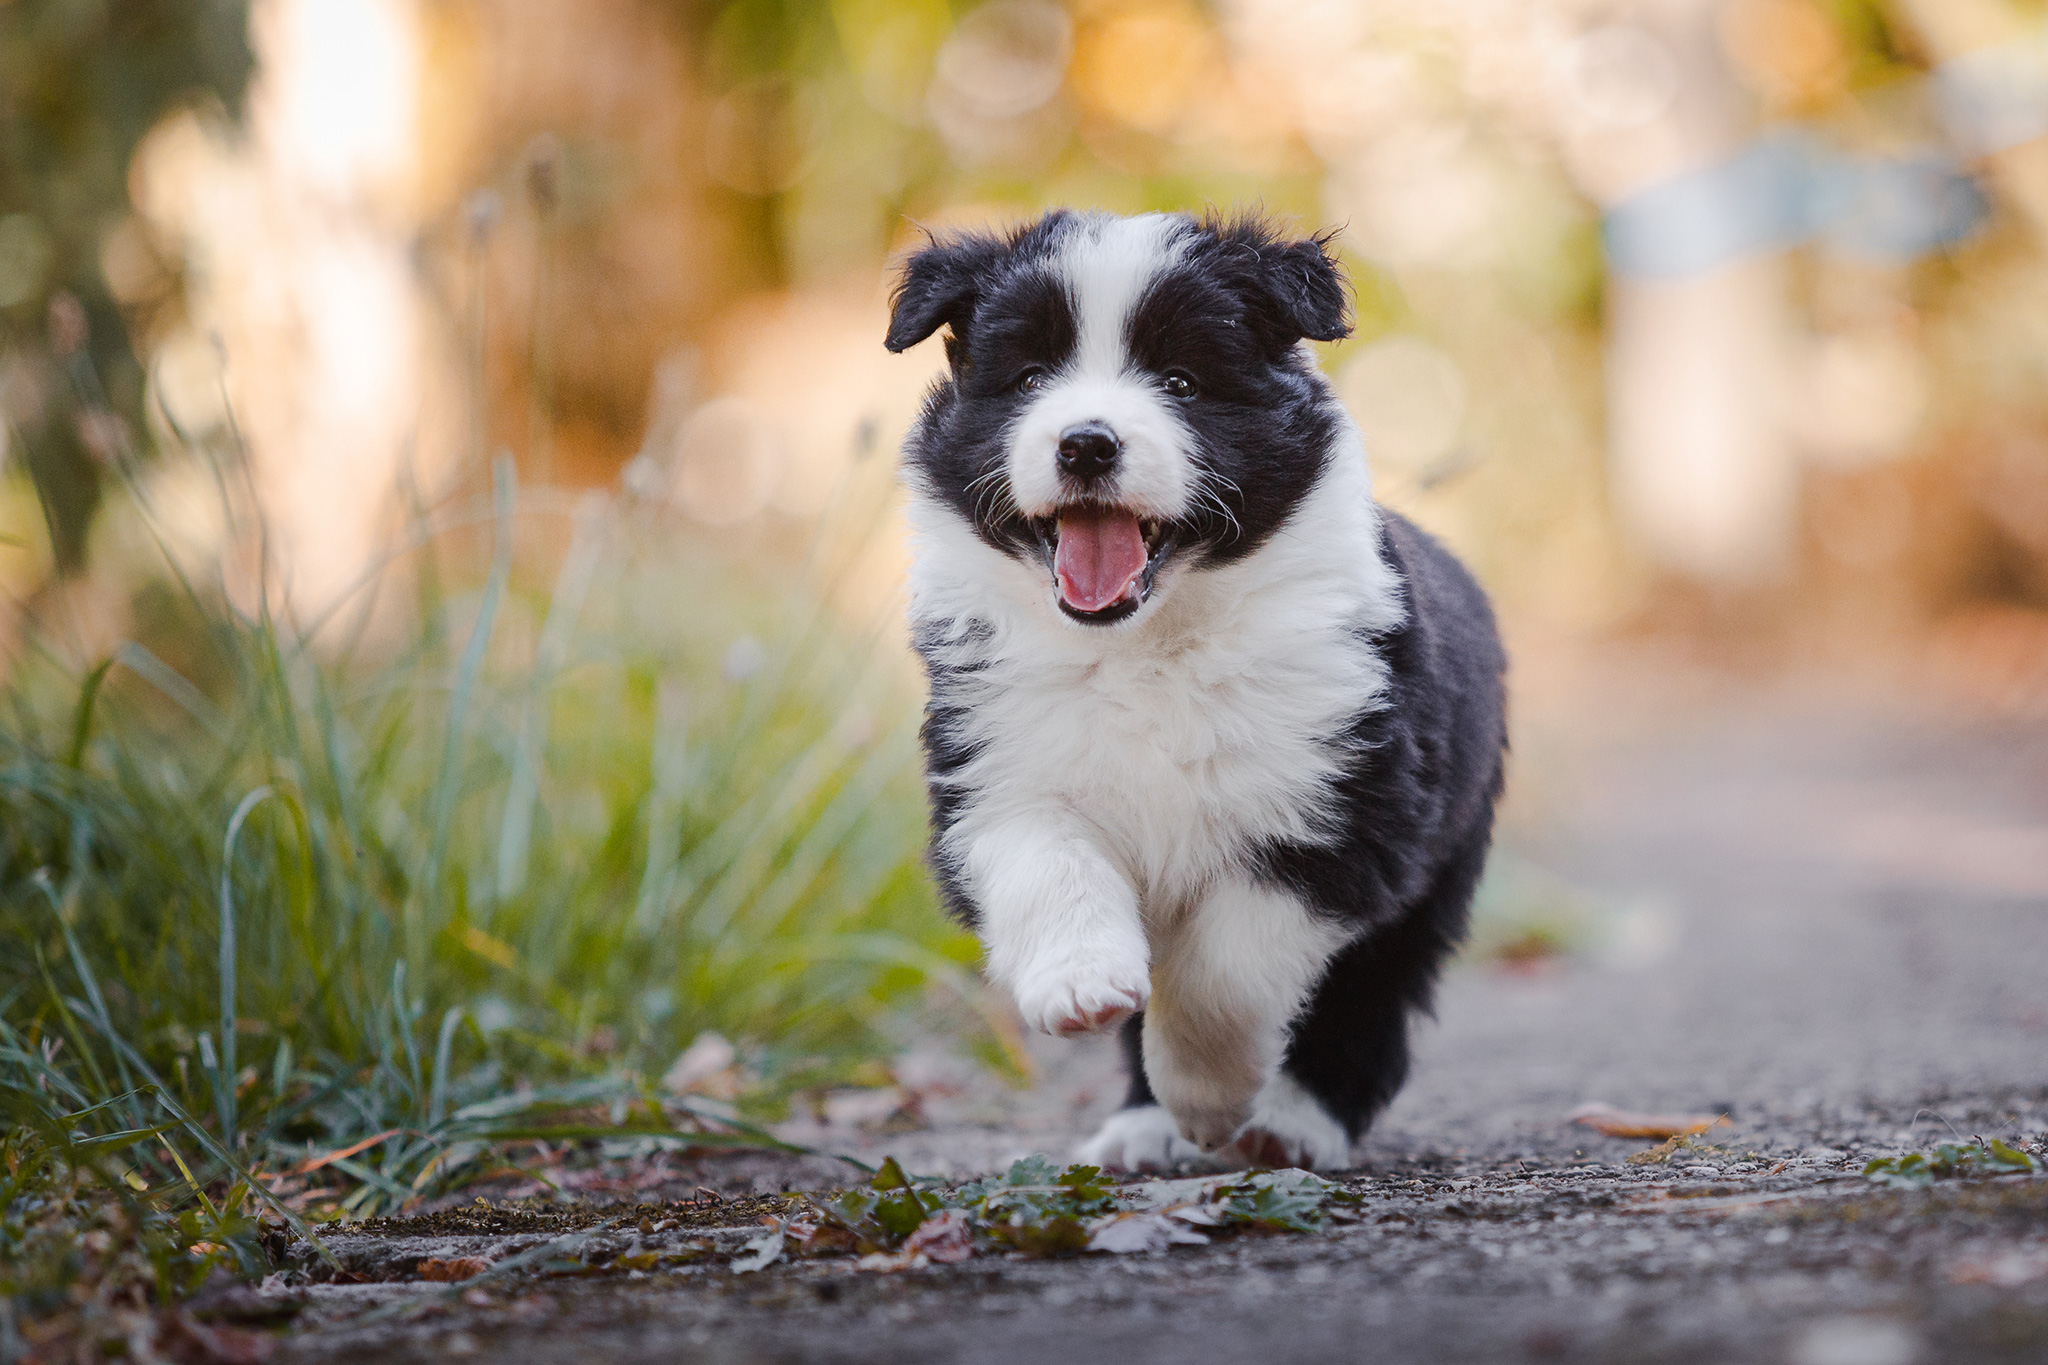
[1864, 1140, 2040, 1189]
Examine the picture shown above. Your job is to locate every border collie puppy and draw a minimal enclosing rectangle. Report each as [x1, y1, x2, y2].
[885, 210, 1507, 1170]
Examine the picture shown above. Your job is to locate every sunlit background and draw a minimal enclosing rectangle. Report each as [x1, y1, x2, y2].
[6, 0, 2048, 693]
[6, 0, 2048, 1224]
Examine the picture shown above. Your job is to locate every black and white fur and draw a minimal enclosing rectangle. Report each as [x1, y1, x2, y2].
[886, 210, 1507, 1170]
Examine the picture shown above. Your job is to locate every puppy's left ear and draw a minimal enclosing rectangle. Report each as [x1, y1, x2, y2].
[1202, 219, 1352, 348]
[885, 234, 1005, 353]
[1256, 232, 1351, 344]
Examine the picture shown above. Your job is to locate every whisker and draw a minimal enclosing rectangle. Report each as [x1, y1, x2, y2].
[964, 467, 1007, 503]
[964, 466, 1020, 527]
[1194, 471, 1242, 543]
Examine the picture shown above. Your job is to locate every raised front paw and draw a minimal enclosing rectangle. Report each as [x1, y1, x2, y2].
[1010, 954, 1150, 1037]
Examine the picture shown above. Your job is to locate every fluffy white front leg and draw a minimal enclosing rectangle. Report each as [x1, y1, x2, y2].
[962, 820, 1149, 1037]
[1141, 877, 1349, 1151]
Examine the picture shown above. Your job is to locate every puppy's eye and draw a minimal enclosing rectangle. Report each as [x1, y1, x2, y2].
[1162, 370, 1198, 400]
[1014, 367, 1049, 394]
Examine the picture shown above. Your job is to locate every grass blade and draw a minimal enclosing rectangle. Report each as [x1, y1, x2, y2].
[496, 491, 606, 900]
[217, 785, 277, 1144]
[429, 1007, 462, 1128]
[422, 453, 516, 932]
[66, 657, 115, 768]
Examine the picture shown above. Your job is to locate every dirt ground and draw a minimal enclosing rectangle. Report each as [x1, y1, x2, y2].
[255, 674, 2048, 1365]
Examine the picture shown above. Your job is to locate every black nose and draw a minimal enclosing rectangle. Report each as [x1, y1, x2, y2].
[1056, 423, 1121, 480]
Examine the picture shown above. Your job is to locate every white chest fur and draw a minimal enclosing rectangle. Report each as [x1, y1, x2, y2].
[908, 439, 1403, 917]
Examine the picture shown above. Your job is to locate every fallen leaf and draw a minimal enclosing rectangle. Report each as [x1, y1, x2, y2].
[291, 1129, 402, 1176]
[1568, 1103, 1730, 1140]
[1086, 1211, 1211, 1254]
[1166, 1202, 1230, 1228]
[729, 1219, 785, 1274]
[416, 1257, 492, 1282]
[900, 1208, 974, 1264]
[791, 1221, 861, 1256]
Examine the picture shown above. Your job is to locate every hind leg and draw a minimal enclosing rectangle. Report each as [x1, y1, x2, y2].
[1269, 830, 1491, 1150]
[1236, 937, 1420, 1168]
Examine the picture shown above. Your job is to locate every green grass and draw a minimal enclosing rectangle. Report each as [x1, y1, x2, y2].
[0, 446, 985, 1323]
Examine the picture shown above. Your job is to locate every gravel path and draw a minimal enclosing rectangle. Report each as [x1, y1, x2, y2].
[265, 680, 2048, 1364]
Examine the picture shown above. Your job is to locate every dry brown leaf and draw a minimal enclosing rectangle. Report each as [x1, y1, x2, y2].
[901, 1208, 974, 1264]
[415, 1256, 492, 1282]
[792, 1222, 861, 1256]
[1568, 1102, 1731, 1140]
[291, 1129, 402, 1176]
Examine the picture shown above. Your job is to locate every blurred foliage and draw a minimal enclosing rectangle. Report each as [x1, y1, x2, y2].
[664, 0, 1327, 285]
[0, 431, 984, 1321]
[1460, 849, 1598, 972]
[0, 0, 253, 569]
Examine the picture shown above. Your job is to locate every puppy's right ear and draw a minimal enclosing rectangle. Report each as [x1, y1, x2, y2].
[885, 235, 1005, 353]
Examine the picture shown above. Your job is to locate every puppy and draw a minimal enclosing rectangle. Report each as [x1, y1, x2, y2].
[885, 210, 1506, 1170]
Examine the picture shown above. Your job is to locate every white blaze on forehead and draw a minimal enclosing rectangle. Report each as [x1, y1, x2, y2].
[1056, 213, 1186, 377]
[1006, 213, 1196, 523]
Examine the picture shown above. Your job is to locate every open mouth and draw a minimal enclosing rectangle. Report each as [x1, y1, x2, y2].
[1030, 506, 1177, 625]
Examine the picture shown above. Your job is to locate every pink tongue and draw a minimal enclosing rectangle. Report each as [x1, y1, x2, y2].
[1054, 508, 1147, 612]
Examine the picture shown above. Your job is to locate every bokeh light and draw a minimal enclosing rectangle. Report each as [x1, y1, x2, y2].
[0, 0, 2044, 701]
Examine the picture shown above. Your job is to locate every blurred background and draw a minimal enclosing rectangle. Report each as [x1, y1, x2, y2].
[4, 0, 2048, 1238]
[10, 0, 2048, 694]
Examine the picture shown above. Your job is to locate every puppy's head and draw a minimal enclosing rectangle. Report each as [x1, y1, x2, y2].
[889, 210, 1350, 627]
